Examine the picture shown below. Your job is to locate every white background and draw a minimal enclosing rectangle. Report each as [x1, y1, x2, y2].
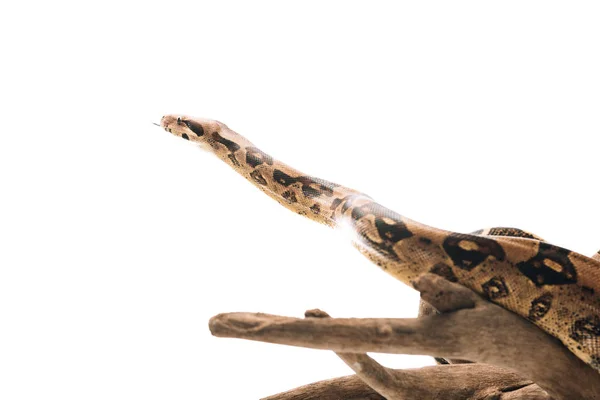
[1, 1, 599, 399]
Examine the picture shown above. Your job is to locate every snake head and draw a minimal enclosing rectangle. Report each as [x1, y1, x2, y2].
[160, 115, 223, 142]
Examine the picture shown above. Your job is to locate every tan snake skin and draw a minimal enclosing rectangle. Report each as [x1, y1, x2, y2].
[160, 115, 600, 373]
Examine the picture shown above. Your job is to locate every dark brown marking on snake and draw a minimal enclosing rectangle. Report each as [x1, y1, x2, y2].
[352, 203, 413, 241]
[183, 119, 204, 136]
[341, 196, 359, 214]
[419, 237, 432, 245]
[282, 190, 297, 203]
[482, 276, 509, 300]
[570, 315, 600, 343]
[273, 169, 296, 186]
[227, 154, 240, 167]
[429, 262, 458, 283]
[181, 133, 189, 140]
[350, 205, 366, 221]
[295, 176, 337, 198]
[301, 185, 322, 198]
[310, 204, 320, 214]
[443, 234, 506, 271]
[330, 198, 343, 211]
[348, 202, 413, 261]
[528, 293, 553, 321]
[517, 243, 577, 286]
[375, 217, 412, 242]
[212, 132, 241, 166]
[329, 195, 361, 214]
[591, 356, 600, 371]
[582, 286, 596, 296]
[488, 227, 537, 239]
[273, 169, 339, 199]
[250, 170, 267, 186]
[329, 195, 357, 221]
[245, 147, 273, 168]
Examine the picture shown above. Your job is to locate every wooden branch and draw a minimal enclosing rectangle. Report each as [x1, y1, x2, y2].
[302, 310, 545, 399]
[263, 364, 551, 400]
[304, 308, 407, 399]
[262, 373, 386, 400]
[210, 273, 600, 399]
[418, 299, 472, 365]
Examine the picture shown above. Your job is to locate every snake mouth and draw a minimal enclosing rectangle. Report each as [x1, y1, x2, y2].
[160, 115, 194, 140]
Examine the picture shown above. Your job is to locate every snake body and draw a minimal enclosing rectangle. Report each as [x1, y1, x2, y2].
[160, 115, 600, 372]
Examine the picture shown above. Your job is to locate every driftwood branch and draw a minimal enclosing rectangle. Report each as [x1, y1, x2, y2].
[263, 364, 549, 400]
[304, 308, 407, 399]
[209, 274, 600, 399]
[302, 309, 544, 399]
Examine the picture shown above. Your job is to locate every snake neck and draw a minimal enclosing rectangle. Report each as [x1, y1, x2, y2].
[203, 125, 368, 227]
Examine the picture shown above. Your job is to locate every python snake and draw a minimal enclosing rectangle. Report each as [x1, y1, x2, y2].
[160, 114, 600, 373]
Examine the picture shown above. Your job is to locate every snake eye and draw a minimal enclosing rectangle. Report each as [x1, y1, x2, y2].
[177, 117, 182, 125]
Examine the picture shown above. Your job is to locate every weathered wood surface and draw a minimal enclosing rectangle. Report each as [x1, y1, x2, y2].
[209, 274, 600, 399]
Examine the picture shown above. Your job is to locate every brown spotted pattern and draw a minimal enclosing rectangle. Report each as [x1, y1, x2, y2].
[282, 190, 298, 203]
[273, 169, 338, 199]
[517, 243, 578, 286]
[443, 234, 505, 271]
[212, 132, 241, 166]
[529, 293, 553, 322]
[571, 316, 600, 343]
[343, 201, 414, 262]
[246, 146, 273, 168]
[181, 118, 205, 136]
[482, 276, 510, 300]
[160, 114, 600, 374]
[487, 227, 539, 240]
[429, 262, 458, 283]
[250, 170, 267, 186]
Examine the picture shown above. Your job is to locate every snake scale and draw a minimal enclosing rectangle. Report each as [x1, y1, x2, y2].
[160, 115, 600, 373]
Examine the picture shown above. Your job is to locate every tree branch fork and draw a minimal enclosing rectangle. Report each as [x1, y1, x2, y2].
[209, 274, 600, 399]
